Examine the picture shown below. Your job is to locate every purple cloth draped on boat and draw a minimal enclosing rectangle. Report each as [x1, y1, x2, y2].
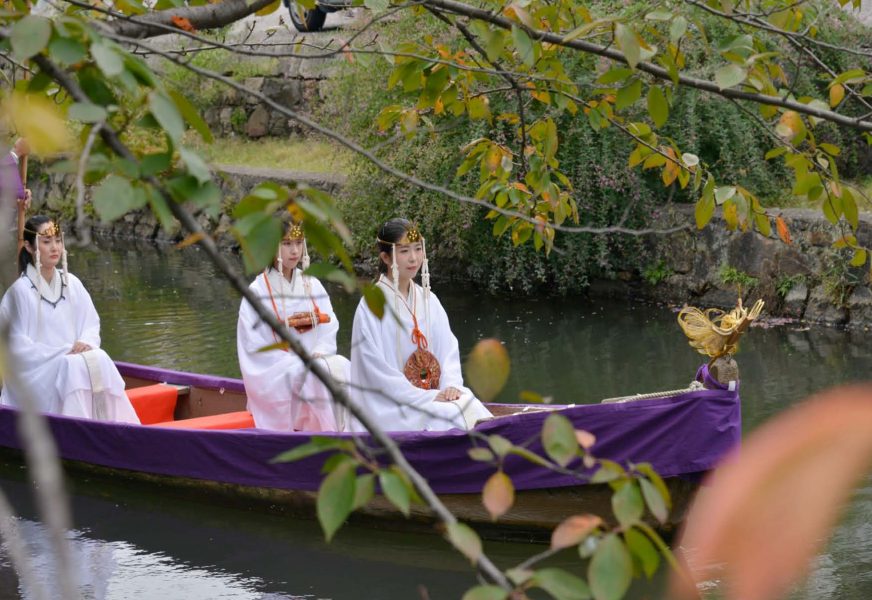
[0, 363, 741, 494]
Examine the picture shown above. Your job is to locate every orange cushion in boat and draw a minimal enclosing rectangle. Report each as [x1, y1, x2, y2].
[152, 411, 255, 430]
[127, 384, 178, 425]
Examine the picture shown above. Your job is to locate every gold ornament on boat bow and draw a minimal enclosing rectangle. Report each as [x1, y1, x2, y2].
[678, 297, 764, 365]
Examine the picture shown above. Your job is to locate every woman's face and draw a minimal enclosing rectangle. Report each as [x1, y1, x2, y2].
[278, 238, 304, 271]
[29, 222, 63, 271]
[384, 240, 423, 282]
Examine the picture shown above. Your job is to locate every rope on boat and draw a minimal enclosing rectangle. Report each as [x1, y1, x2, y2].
[599, 380, 706, 404]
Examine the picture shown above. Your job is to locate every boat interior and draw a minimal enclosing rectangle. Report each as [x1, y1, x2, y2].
[121, 374, 557, 431]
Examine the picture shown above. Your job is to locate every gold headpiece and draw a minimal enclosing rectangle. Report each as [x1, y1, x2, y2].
[404, 225, 421, 243]
[284, 222, 304, 240]
[24, 222, 61, 237]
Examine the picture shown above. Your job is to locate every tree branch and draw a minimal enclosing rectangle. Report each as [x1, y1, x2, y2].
[105, 0, 277, 39]
[25, 43, 513, 593]
[420, 0, 872, 132]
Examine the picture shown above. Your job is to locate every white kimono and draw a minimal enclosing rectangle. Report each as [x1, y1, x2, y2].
[348, 276, 492, 432]
[0, 266, 139, 423]
[237, 268, 349, 432]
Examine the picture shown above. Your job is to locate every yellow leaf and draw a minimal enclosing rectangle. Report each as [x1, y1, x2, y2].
[829, 83, 845, 108]
[255, 0, 281, 15]
[4, 91, 71, 155]
[465, 338, 510, 402]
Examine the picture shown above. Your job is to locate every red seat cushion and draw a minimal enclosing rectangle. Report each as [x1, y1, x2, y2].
[127, 384, 178, 425]
[151, 411, 255, 430]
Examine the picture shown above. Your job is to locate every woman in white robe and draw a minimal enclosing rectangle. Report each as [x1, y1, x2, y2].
[0, 216, 139, 423]
[237, 221, 348, 431]
[348, 219, 492, 432]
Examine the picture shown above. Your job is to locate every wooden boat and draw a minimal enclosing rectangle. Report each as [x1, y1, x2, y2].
[0, 362, 740, 541]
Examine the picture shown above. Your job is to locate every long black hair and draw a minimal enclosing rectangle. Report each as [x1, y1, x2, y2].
[376, 218, 413, 275]
[18, 214, 53, 275]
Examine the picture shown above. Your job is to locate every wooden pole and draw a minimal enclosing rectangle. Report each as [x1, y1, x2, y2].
[16, 153, 27, 257]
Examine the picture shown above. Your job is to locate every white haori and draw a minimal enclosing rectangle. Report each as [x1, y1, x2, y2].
[347, 276, 492, 432]
[237, 268, 349, 432]
[0, 265, 139, 424]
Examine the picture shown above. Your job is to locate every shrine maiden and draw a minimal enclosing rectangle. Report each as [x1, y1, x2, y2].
[348, 219, 492, 432]
[0, 216, 139, 423]
[237, 221, 348, 431]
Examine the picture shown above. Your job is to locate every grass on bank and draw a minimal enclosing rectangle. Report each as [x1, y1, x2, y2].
[187, 135, 354, 174]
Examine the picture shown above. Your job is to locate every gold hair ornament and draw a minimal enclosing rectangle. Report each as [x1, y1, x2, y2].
[284, 222, 304, 240]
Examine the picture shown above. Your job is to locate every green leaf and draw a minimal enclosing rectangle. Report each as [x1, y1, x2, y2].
[380, 469, 411, 516]
[485, 29, 507, 63]
[850, 248, 867, 267]
[792, 173, 821, 196]
[531, 568, 592, 600]
[624, 528, 660, 578]
[614, 23, 640, 69]
[469, 447, 495, 462]
[596, 68, 633, 85]
[179, 147, 212, 184]
[615, 79, 642, 110]
[669, 16, 688, 43]
[715, 64, 747, 90]
[271, 437, 347, 463]
[48, 37, 86, 66]
[647, 85, 668, 127]
[612, 481, 644, 527]
[233, 212, 283, 274]
[715, 185, 736, 204]
[461, 586, 508, 600]
[11, 15, 52, 60]
[91, 41, 125, 77]
[819, 143, 841, 156]
[589, 534, 633, 600]
[68, 102, 107, 123]
[468, 97, 491, 121]
[316, 458, 357, 541]
[141, 152, 172, 177]
[148, 91, 185, 142]
[169, 89, 213, 143]
[765, 147, 788, 160]
[842, 188, 859, 230]
[541, 413, 579, 467]
[511, 25, 535, 67]
[832, 68, 867, 86]
[145, 186, 176, 233]
[488, 434, 513, 458]
[362, 283, 386, 319]
[352, 473, 375, 510]
[639, 477, 668, 523]
[446, 522, 482, 564]
[754, 211, 772, 238]
[92, 175, 145, 223]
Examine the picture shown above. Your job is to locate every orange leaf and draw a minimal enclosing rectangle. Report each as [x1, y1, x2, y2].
[575, 429, 596, 449]
[775, 216, 792, 245]
[672, 385, 872, 600]
[176, 232, 205, 249]
[551, 514, 602, 550]
[170, 15, 196, 32]
[482, 471, 515, 521]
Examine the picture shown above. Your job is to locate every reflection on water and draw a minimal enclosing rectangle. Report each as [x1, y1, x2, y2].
[1, 239, 871, 598]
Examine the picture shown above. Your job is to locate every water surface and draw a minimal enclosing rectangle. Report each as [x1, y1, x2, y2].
[2, 239, 871, 599]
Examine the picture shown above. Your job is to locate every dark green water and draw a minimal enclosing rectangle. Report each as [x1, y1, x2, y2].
[1, 240, 871, 598]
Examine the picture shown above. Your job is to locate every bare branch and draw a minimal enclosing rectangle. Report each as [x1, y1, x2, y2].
[104, 0, 277, 39]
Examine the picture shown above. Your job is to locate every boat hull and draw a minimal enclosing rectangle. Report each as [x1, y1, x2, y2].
[0, 362, 740, 540]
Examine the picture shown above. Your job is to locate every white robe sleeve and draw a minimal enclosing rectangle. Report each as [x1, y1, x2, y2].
[428, 294, 466, 390]
[308, 277, 339, 357]
[68, 275, 102, 348]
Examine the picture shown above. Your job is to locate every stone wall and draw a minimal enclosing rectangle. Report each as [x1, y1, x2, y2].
[199, 56, 334, 139]
[589, 206, 872, 330]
